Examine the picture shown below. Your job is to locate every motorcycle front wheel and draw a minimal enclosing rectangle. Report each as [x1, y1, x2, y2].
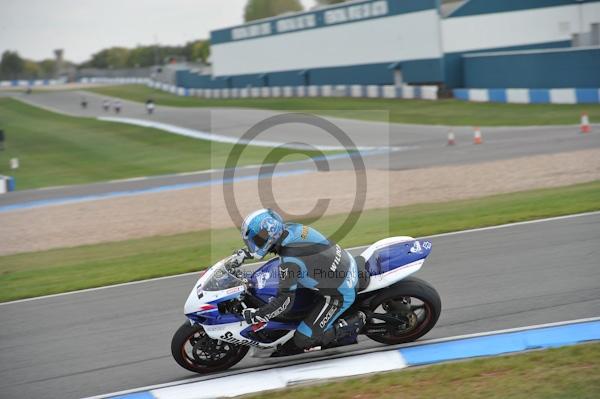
[364, 277, 441, 345]
[171, 322, 249, 373]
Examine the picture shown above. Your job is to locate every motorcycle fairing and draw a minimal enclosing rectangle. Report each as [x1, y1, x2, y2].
[359, 237, 432, 294]
[248, 258, 280, 302]
[184, 261, 300, 347]
[184, 264, 247, 323]
[184, 284, 244, 325]
[365, 238, 432, 275]
[202, 319, 295, 348]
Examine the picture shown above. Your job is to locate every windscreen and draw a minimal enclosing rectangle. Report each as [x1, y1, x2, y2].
[201, 263, 243, 291]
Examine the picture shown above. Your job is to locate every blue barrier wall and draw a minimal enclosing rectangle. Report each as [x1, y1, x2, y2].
[178, 59, 444, 89]
[463, 47, 600, 88]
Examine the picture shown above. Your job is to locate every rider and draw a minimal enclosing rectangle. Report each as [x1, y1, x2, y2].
[233, 209, 366, 355]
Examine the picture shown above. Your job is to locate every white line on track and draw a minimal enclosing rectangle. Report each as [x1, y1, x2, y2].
[97, 116, 403, 152]
[1, 210, 599, 307]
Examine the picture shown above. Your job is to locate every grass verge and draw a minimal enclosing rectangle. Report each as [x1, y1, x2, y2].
[248, 343, 600, 399]
[1, 181, 599, 302]
[0, 98, 322, 189]
[89, 84, 600, 126]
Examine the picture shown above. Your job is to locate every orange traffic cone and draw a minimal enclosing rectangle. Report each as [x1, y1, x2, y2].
[473, 127, 483, 144]
[580, 112, 591, 133]
[447, 130, 456, 146]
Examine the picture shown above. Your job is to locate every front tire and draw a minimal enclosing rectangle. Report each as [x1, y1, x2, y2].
[365, 277, 441, 345]
[171, 322, 249, 373]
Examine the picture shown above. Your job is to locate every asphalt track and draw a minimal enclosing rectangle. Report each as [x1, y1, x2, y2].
[1, 90, 599, 208]
[1, 213, 599, 399]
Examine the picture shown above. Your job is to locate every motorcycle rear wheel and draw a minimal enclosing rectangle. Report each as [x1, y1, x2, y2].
[365, 277, 441, 345]
[171, 322, 249, 373]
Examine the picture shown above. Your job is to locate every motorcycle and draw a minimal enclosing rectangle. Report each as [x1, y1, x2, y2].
[171, 236, 441, 373]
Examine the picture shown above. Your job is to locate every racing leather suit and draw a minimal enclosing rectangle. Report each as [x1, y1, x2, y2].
[253, 223, 360, 348]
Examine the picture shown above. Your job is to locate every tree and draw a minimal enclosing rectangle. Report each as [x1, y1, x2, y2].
[183, 40, 210, 63]
[38, 59, 57, 77]
[0, 51, 24, 80]
[78, 41, 211, 69]
[126, 46, 153, 67]
[23, 60, 41, 79]
[85, 47, 129, 69]
[244, 0, 303, 22]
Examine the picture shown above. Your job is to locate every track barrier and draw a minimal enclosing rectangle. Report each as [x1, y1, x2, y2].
[0, 175, 15, 194]
[454, 88, 600, 104]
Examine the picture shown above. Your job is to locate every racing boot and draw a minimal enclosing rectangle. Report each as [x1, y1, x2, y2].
[321, 334, 358, 349]
[269, 338, 305, 357]
[322, 311, 366, 348]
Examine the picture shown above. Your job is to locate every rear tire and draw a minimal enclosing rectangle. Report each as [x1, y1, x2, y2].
[365, 277, 441, 345]
[171, 322, 249, 374]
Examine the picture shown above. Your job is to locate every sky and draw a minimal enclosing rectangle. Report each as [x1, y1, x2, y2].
[0, 0, 318, 63]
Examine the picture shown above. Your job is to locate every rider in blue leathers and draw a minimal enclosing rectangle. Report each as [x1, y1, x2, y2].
[235, 209, 366, 355]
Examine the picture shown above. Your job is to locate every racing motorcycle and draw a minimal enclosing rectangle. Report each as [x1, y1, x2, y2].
[171, 236, 441, 373]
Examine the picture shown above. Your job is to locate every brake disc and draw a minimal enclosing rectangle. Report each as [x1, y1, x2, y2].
[404, 312, 418, 331]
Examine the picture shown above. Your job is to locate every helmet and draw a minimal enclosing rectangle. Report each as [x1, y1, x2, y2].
[241, 209, 285, 259]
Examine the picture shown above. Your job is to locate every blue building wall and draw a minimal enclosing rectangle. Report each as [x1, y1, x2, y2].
[441, 0, 595, 88]
[443, 41, 572, 89]
[175, 0, 600, 91]
[211, 0, 438, 45]
[447, 0, 586, 17]
[463, 47, 600, 88]
[177, 58, 444, 88]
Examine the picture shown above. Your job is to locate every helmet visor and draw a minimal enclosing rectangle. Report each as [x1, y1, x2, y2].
[251, 229, 269, 248]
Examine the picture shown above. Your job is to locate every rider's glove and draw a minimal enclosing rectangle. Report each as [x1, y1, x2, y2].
[243, 308, 266, 325]
[231, 248, 252, 267]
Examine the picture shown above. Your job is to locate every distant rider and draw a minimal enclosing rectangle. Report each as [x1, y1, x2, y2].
[145, 98, 155, 114]
[232, 209, 366, 356]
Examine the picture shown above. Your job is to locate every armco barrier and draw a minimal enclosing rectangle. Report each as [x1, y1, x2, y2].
[454, 88, 600, 104]
[95, 317, 600, 399]
[145, 80, 438, 100]
[0, 78, 66, 88]
[79, 77, 151, 85]
[75, 77, 439, 100]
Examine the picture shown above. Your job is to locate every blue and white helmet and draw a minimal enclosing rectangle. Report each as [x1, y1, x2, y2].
[241, 209, 285, 259]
